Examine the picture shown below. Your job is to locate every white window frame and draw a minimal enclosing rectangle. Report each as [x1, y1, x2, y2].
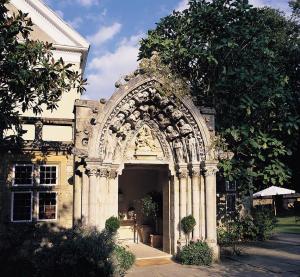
[37, 191, 58, 221]
[226, 192, 236, 213]
[38, 165, 59, 186]
[11, 191, 33, 222]
[12, 164, 34, 186]
[225, 180, 236, 192]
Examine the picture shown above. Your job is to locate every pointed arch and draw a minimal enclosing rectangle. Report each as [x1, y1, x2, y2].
[88, 76, 212, 164]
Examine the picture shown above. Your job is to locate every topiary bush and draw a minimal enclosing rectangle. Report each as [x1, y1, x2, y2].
[113, 245, 136, 276]
[177, 241, 212, 266]
[105, 216, 121, 234]
[181, 215, 196, 244]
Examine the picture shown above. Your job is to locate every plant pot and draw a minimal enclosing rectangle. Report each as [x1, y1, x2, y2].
[138, 225, 152, 243]
[150, 234, 163, 248]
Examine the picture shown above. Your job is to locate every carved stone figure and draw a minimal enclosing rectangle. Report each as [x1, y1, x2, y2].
[119, 122, 132, 138]
[128, 110, 141, 127]
[135, 125, 156, 152]
[111, 113, 125, 132]
[157, 113, 171, 129]
[121, 99, 136, 116]
[178, 119, 193, 135]
[166, 126, 179, 141]
[113, 136, 123, 161]
[103, 129, 115, 162]
[187, 133, 198, 162]
[134, 92, 144, 104]
[173, 139, 184, 163]
[165, 105, 183, 121]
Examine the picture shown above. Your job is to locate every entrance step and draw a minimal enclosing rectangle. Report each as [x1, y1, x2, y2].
[125, 243, 173, 267]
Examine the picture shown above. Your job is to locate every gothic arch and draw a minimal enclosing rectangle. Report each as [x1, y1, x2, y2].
[88, 75, 213, 165]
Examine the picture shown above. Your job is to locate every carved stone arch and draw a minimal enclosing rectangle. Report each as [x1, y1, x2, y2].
[87, 76, 212, 163]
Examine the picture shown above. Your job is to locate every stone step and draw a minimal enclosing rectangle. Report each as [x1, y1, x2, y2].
[134, 257, 173, 267]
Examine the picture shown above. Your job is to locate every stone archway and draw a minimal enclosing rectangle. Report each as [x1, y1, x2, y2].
[73, 74, 219, 258]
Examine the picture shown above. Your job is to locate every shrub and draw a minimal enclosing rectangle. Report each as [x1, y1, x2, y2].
[181, 215, 196, 244]
[177, 241, 212, 266]
[252, 206, 277, 240]
[0, 224, 135, 277]
[113, 245, 136, 276]
[105, 216, 121, 234]
[181, 215, 196, 236]
[35, 227, 115, 277]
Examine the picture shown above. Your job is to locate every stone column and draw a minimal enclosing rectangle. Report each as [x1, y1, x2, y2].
[187, 175, 192, 216]
[178, 165, 188, 239]
[108, 168, 118, 217]
[170, 174, 180, 254]
[200, 173, 206, 240]
[191, 163, 201, 239]
[73, 165, 83, 225]
[86, 165, 99, 227]
[81, 172, 89, 225]
[98, 167, 109, 229]
[203, 160, 219, 260]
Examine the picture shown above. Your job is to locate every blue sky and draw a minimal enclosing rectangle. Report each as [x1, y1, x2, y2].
[44, 0, 291, 100]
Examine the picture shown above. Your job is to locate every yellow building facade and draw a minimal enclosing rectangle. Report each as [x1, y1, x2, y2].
[0, 0, 89, 228]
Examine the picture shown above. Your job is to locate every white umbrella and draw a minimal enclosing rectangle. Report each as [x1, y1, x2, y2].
[253, 186, 295, 197]
[253, 186, 296, 216]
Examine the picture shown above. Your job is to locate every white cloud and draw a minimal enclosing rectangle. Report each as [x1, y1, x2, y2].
[175, 0, 189, 12]
[68, 16, 83, 29]
[249, 0, 291, 15]
[76, 0, 99, 7]
[87, 22, 122, 46]
[249, 0, 267, 8]
[85, 34, 143, 99]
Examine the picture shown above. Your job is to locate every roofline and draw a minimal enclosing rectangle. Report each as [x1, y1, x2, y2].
[11, 0, 90, 49]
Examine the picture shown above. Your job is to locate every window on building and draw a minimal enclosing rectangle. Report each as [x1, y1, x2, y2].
[38, 192, 57, 220]
[11, 192, 32, 222]
[225, 180, 236, 192]
[13, 164, 33, 186]
[39, 165, 58, 185]
[226, 193, 236, 213]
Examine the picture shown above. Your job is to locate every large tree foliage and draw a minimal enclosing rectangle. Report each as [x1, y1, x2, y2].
[0, 0, 86, 148]
[139, 0, 300, 194]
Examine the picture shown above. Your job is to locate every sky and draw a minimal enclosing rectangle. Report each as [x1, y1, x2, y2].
[44, 0, 292, 100]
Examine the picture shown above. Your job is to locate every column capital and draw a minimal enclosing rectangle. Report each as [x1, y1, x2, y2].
[86, 165, 99, 176]
[189, 163, 201, 177]
[99, 167, 110, 178]
[108, 168, 118, 179]
[176, 164, 188, 178]
[202, 160, 219, 177]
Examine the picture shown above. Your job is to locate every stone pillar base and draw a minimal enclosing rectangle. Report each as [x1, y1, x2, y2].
[206, 241, 220, 262]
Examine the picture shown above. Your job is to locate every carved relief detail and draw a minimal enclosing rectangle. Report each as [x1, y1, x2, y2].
[98, 81, 205, 163]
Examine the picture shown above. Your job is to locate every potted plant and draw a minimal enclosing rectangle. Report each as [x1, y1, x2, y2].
[181, 215, 196, 245]
[140, 191, 163, 248]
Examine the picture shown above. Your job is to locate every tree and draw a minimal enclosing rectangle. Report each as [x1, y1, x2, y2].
[0, 0, 86, 149]
[139, 0, 300, 195]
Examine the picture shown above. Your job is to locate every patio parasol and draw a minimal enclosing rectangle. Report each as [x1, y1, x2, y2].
[253, 186, 296, 216]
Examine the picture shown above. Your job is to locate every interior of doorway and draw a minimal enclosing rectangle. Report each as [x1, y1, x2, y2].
[118, 164, 169, 251]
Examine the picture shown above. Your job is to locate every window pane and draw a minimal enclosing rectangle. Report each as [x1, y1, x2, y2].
[39, 193, 56, 220]
[40, 166, 57, 185]
[14, 165, 32, 185]
[226, 194, 236, 212]
[12, 193, 32, 221]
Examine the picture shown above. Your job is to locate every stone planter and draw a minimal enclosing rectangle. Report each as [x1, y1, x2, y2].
[138, 225, 152, 243]
[150, 234, 163, 249]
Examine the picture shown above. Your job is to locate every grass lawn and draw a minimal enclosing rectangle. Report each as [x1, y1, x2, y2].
[274, 216, 300, 234]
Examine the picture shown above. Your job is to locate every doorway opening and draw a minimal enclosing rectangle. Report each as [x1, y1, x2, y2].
[118, 164, 170, 253]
